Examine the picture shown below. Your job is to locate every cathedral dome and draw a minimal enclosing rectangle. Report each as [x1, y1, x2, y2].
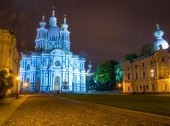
[62, 23, 68, 30]
[48, 10, 60, 41]
[39, 16, 46, 28]
[49, 16, 57, 27]
[154, 39, 169, 50]
[153, 24, 169, 50]
[62, 15, 68, 31]
[48, 26, 60, 39]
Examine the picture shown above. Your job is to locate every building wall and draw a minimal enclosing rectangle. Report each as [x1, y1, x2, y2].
[123, 49, 170, 93]
[0, 29, 20, 94]
[20, 49, 86, 93]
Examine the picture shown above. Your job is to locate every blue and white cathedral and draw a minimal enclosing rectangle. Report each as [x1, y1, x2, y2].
[20, 10, 87, 93]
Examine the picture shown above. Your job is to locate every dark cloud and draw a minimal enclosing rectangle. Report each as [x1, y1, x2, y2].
[0, 0, 170, 68]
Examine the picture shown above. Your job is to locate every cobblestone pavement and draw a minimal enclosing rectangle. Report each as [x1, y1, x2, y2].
[2, 94, 170, 126]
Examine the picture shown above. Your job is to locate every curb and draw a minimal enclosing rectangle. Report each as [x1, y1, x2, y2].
[0, 95, 28, 126]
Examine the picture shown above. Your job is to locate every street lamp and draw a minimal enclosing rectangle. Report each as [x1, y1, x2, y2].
[118, 83, 121, 94]
[23, 82, 28, 95]
[16, 76, 20, 99]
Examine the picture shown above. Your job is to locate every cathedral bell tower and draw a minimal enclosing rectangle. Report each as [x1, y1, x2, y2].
[35, 15, 48, 51]
[153, 24, 169, 51]
[48, 10, 60, 49]
[59, 15, 70, 51]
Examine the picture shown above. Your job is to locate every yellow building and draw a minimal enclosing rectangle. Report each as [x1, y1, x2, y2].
[0, 29, 20, 94]
[123, 24, 170, 93]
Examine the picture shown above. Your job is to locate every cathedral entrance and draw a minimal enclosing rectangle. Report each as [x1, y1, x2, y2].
[54, 76, 60, 91]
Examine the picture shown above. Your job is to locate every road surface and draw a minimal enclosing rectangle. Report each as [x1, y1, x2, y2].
[2, 94, 170, 126]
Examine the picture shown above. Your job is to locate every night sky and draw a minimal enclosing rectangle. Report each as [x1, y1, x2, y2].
[0, 0, 170, 68]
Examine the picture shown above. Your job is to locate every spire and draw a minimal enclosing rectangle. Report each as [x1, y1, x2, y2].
[153, 23, 169, 50]
[64, 14, 67, 24]
[87, 60, 92, 75]
[154, 23, 164, 39]
[88, 60, 92, 69]
[52, 6, 55, 16]
[49, 7, 57, 27]
[39, 15, 46, 28]
[42, 15, 45, 21]
[52, 10, 55, 17]
[156, 23, 160, 30]
[62, 14, 68, 30]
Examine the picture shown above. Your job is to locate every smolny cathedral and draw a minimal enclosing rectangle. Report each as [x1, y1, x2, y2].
[20, 10, 90, 93]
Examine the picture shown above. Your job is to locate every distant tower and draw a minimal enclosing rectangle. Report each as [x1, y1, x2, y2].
[48, 9, 60, 49]
[59, 15, 70, 51]
[35, 15, 48, 51]
[87, 61, 93, 76]
[153, 24, 169, 51]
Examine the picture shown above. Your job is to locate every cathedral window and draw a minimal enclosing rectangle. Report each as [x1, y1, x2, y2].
[26, 78, 30, 83]
[55, 60, 60, 66]
[26, 64, 30, 70]
[37, 64, 40, 70]
[52, 36, 55, 41]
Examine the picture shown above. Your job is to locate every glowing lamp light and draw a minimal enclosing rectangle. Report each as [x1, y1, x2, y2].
[118, 84, 121, 87]
[16, 76, 20, 81]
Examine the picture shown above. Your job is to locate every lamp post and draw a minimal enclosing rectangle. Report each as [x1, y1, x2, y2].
[118, 84, 121, 94]
[23, 82, 28, 95]
[16, 76, 20, 99]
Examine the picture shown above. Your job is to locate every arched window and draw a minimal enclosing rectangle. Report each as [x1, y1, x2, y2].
[26, 64, 30, 70]
[128, 73, 130, 80]
[150, 69, 154, 77]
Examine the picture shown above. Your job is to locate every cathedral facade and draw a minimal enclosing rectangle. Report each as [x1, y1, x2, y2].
[123, 24, 170, 93]
[20, 11, 86, 93]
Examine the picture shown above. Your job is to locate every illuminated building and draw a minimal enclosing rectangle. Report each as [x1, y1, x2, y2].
[0, 29, 20, 93]
[20, 11, 86, 92]
[123, 24, 170, 93]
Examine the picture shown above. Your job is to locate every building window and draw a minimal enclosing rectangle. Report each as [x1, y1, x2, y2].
[146, 85, 148, 89]
[128, 86, 130, 91]
[152, 85, 154, 90]
[128, 73, 130, 80]
[162, 58, 164, 63]
[136, 86, 138, 91]
[135, 65, 137, 69]
[150, 69, 154, 78]
[140, 86, 142, 90]
[26, 64, 30, 70]
[26, 78, 30, 83]
[143, 71, 145, 78]
[150, 61, 153, 65]
[164, 84, 168, 91]
[142, 63, 144, 67]
[136, 73, 138, 79]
